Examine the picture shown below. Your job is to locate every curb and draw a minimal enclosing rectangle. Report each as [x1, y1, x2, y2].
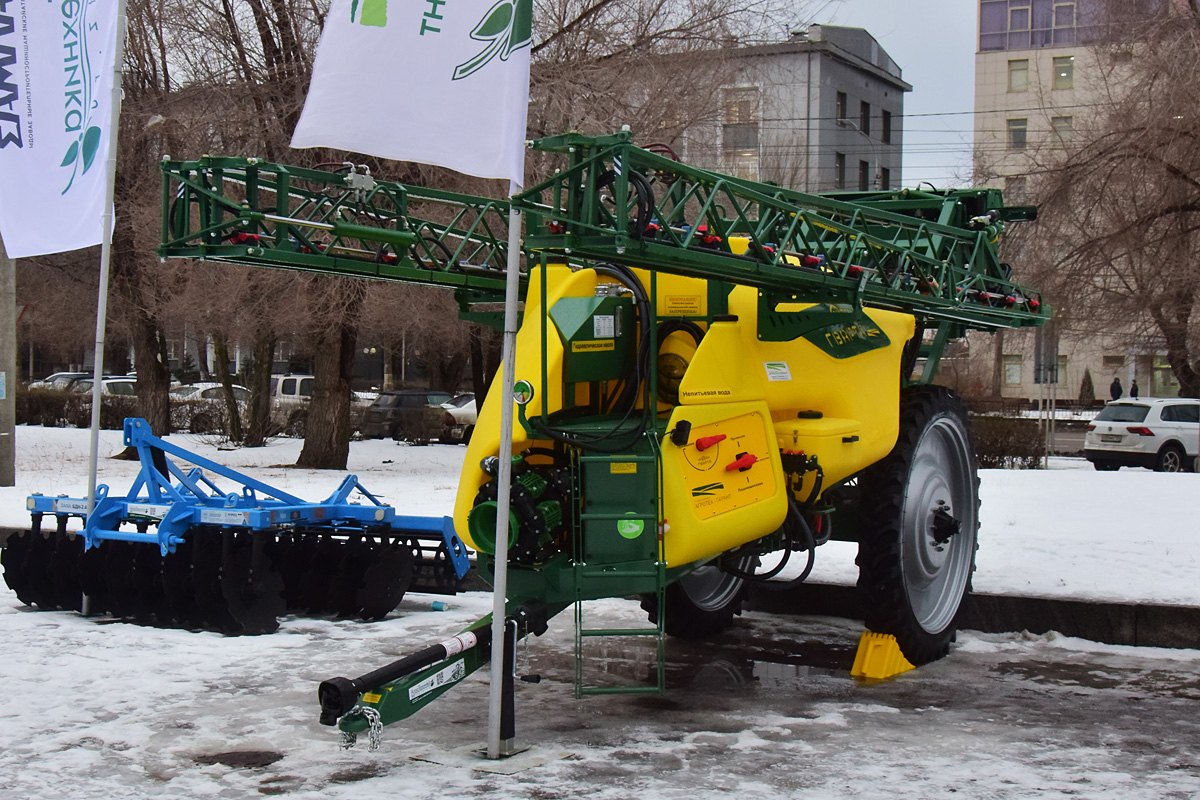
[747, 582, 1200, 650]
[5, 528, 1194, 649]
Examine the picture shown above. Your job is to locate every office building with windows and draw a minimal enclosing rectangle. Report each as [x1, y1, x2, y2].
[967, 0, 1183, 403]
[682, 25, 909, 192]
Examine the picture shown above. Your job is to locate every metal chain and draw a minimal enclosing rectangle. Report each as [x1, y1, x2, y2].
[363, 707, 383, 751]
[336, 706, 384, 752]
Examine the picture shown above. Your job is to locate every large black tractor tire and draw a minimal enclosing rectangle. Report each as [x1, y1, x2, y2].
[641, 555, 755, 639]
[856, 386, 980, 666]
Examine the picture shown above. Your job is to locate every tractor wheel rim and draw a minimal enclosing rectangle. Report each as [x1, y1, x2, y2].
[901, 415, 977, 635]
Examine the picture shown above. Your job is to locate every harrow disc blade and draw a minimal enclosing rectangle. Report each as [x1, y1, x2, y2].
[220, 533, 285, 635]
[326, 537, 375, 618]
[102, 542, 146, 620]
[133, 547, 170, 625]
[48, 533, 84, 612]
[1, 530, 35, 606]
[293, 536, 342, 615]
[277, 533, 321, 611]
[23, 530, 59, 609]
[356, 545, 415, 621]
[191, 528, 241, 634]
[161, 538, 202, 629]
[78, 545, 112, 615]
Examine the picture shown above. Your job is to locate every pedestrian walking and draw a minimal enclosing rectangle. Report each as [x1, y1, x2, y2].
[1110, 377, 1123, 401]
[1130, 379, 1139, 399]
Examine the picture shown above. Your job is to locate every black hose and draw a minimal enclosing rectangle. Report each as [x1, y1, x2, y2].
[723, 499, 817, 591]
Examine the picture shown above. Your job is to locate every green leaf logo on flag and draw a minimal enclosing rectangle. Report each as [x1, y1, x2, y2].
[350, 0, 387, 27]
[452, 0, 532, 80]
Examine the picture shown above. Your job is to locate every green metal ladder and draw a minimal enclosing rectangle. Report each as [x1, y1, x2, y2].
[571, 449, 667, 698]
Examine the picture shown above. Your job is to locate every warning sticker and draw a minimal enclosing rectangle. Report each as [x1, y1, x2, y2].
[409, 660, 467, 702]
[664, 295, 703, 316]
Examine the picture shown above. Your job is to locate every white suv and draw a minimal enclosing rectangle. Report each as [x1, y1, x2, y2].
[1084, 397, 1199, 472]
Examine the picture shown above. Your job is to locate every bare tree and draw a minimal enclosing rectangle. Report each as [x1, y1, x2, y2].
[1016, 6, 1200, 397]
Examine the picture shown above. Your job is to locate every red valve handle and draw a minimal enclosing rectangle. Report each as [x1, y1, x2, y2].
[695, 434, 726, 451]
[726, 453, 757, 471]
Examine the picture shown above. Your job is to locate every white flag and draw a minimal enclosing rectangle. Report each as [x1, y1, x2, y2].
[0, 0, 120, 258]
[292, 0, 531, 184]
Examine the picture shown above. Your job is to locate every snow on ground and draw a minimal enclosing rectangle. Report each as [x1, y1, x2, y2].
[2, 424, 1197, 606]
[3, 425, 1200, 799]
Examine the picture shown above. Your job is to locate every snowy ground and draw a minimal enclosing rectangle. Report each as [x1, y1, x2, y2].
[3, 425, 1200, 799]
[3, 424, 1197, 605]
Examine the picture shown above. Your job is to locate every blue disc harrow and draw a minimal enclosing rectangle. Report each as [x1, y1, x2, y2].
[2, 419, 469, 634]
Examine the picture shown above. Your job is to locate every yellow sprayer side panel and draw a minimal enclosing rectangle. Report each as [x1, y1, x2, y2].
[452, 263, 594, 551]
[681, 285, 914, 488]
[661, 400, 789, 566]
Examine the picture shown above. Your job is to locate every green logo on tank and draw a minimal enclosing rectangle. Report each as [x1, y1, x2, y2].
[617, 519, 645, 539]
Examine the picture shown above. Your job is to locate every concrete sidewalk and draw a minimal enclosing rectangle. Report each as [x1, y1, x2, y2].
[749, 582, 1200, 649]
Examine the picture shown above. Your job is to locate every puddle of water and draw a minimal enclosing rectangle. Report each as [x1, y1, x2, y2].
[193, 750, 284, 769]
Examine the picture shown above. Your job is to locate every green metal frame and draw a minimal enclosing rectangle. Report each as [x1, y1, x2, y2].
[159, 156, 517, 303]
[517, 131, 1047, 345]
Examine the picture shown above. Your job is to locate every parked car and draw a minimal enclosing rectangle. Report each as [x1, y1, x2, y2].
[1083, 397, 1200, 472]
[170, 382, 250, 434]
[269, 374, 314, 436]
[440, 393, 477, 443]
[359, 389, 452, 442]
[70, 377, 138, 396]
[28, 372, 89, 391]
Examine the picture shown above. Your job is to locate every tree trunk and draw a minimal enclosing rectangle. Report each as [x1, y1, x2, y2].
[297, 279, 365, 469]
[211, 332, 244, 442]
[130, 310, 172, 435]
[243, 331, 276, 448]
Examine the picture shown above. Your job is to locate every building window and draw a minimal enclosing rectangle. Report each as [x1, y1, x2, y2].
[1102, 355, 1126, 371]
[880, 167, 890, 190]
[835, 91, 847, 123]
[1010, 3, 1031, 32]
[1008, 59, 1029, 92]
[881, 109, 892, 144]
[1004, 176, 1027, 202]
[835, 152, 846, 189]
[1003, 354, 1023, 386]
[1007, 118, 1029, 150]
[1053, 55, 1074, 89]
[1053, 2, 1075, 44]
[859, 160, 870, 191]
[860, 101, 871, 135]
[1051, 115, 1074, 147]
[722, 86, 760, 180]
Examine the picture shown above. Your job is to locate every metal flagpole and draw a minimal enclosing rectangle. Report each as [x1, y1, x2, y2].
[487, 179, 523, 759]
[85, 0, 129, 522]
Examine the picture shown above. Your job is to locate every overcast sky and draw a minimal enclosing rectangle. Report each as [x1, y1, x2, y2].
[814, 0, 978, 186]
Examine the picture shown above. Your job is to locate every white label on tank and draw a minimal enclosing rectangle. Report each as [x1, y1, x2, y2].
[199, 509, 250, 525]
[593, 315, 615, 338]
[409, 659, 466, 701]
[54, 499, 90, 514]
[764, 361, 792, 382]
